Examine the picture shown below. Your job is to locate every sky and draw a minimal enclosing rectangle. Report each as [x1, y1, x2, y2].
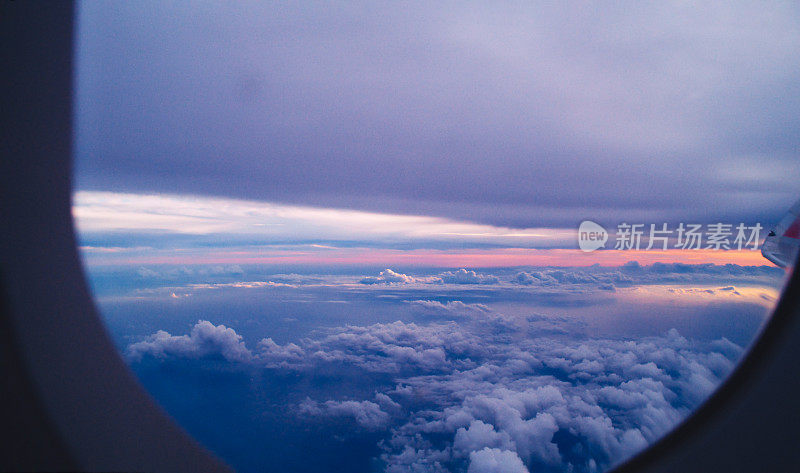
[74, 1, 800, 229]
[74, 190, 772, 269]
[73, 2, 797, 473]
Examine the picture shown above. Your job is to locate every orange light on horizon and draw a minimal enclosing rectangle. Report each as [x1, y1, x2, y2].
[92, 247, 775, 268]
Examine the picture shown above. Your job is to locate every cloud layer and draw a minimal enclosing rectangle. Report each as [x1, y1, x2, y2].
[76, 2, 800, 228]
[129, 310, 745, 472]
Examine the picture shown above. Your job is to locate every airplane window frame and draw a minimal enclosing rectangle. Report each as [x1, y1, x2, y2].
[1, 2, 798, 472]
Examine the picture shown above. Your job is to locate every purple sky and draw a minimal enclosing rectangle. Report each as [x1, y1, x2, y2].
[72, 6, 794, 472]
[74, 1, 800, 228]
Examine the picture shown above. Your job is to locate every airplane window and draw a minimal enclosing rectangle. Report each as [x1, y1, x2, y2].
[72, 2, 799, 472]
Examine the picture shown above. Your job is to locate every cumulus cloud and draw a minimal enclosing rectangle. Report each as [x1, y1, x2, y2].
[438, 269, 499, 285]
[299, 398, 391, 430]
[361, 269, 417, 285]
[374, 326, 729, 472]
[514, 271, 556, 286]
[126, 320, 252, 363]
[514, 269, 632, 289]
[467, 448, 529, 473]
[128, 264, 781, 308]
[454, 421, 514, 457]
[257, 337, 306, 366]
[407, 300, 492, 315]
[360, 268, 505, 286]
[296, 322, 738, 472]
[130, 311, 746, 472]
[189, 280, 296, 290]
[131, 320, 473, 372]
[271, 321, 464, 373]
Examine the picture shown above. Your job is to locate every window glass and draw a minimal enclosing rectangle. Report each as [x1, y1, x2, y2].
[73, 2, 798, 472]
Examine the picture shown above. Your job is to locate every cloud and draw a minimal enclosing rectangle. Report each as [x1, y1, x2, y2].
[299, 398, 391, 430]
[717, 286, 742, 296]
[454, 421, 515, 457]
[257, 338, 306, 366]
[623, 261, 782, 279]
[467, 448, 529, 473]
[136, 265, 245, 279]
[512, 264, 782, 291]
[137, 267, 160, 278]
[407, 300, 491, 315]
[360, 269, 417, 285]
[130, 313, 745, 472]
[126, 320, 252, 362]
[514, 271, 556, 286]
[338, 265, 731, 291]
[77, 2, 800, 228]
[189, 280, 296, 290]
[438, 269, 499, 285]
[360, 325, 737, 471]
[199, 265, 245, 276]
[281, 321, 463, 373]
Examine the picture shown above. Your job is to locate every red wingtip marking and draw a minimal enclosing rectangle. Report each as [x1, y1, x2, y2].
[785, 217, 800, 239]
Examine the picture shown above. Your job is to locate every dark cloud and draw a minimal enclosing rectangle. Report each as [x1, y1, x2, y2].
[75, 1, 800, 228]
